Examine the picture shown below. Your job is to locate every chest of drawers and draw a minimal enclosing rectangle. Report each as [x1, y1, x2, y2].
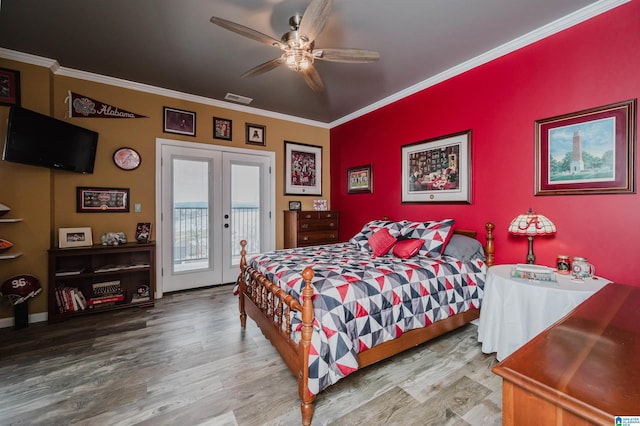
[283, 210, 339, 248]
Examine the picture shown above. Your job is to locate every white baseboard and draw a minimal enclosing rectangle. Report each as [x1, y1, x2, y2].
[0, 312, 48, 329]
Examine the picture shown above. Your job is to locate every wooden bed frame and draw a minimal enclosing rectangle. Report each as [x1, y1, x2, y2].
[237, 222, 495, 425]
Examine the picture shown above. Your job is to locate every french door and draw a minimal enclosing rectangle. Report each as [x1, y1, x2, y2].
[157, 139, 274, 295]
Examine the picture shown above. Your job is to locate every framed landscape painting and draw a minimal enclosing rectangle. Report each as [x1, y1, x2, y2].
[535, 99, 636, 195]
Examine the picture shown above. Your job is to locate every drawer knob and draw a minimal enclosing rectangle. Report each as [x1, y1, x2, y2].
[329, 222, 335, 227]
[301, 224, 309, 229]
[302, 236, 308, 241]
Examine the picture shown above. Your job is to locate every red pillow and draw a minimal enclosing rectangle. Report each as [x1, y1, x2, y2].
[368, 228, 397, 257]
[393, 239, 424, 259]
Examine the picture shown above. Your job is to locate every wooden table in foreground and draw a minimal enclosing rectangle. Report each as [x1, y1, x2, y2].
[492, 283, 640, 425]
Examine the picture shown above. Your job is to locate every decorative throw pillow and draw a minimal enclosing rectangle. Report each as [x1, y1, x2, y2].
[368, 228, 397, 258]
[443, 234, 486, 262]
[350, 220, 406, 252]
[400, 219, 456, 257]
[392, 238, 424, 259]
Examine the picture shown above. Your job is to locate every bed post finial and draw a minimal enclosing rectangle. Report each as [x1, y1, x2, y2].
[239, 240, 247, 327]
[299, 266, 315, 426]
[484, 222, 495, 267]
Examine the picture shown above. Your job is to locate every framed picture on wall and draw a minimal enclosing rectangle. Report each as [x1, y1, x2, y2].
[77, 187, 130, 213]
[213, 117, 232, 141]
[401, 130, 472, 203]
[535, 99, 637, 195]
[347, 164, 373, 194]
[246, 123, 266, 146]
[0, 68, 20, 106]
[163, 107, 196, 136]
[284, 141, 322, 196]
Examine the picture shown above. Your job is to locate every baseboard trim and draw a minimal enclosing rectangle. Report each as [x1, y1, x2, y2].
[0, 312, 48, 329]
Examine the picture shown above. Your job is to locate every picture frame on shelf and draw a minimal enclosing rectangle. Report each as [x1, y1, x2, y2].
[347, 164, 373, 194]
[77, 187, 130, 213]
[135, 222, 152, 243]
[213, 117, 232, 141]
[0, 68, 20, 106]
[246, 123, 266, 146]
[288, 200, 302, 211]
[59, 227, 93, 248]
[535, 99, 637, 196]
[401, 130, 472, 203]
[284, 141, 322, 195]
[163, 106, 196, 136]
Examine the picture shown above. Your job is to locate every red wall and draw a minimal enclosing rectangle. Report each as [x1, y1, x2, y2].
[330, 1, 640, 285]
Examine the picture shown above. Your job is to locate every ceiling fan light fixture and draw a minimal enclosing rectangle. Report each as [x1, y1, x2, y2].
[283, 50, 314, 72]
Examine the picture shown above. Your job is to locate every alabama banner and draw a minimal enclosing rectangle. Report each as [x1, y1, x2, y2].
[67, 91, 147, 118]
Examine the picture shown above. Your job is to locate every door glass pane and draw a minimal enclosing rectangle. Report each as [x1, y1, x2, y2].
[173, 158, 210, 272]
[231, 163, 260, 264]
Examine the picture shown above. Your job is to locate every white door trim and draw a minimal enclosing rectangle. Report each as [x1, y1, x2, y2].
[155, 138, 275, 298]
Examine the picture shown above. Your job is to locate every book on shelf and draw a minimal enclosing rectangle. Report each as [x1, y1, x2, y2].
[93, 264, 124, 273]
[55, 267, 85, 277]
[88, 294, 125, 307]
[92, 280, 122, 296]
[55, 286, 87, 313]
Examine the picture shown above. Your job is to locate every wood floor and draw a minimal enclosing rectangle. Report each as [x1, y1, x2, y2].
[0, 284, 502, 425]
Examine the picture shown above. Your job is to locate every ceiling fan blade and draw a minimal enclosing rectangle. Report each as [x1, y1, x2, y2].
[241, 58, 284, 78]
[301, 64, 325, 92]
[210, 16, 285, 49]
[298, 0, 333, 43]
[314, 48, 380, 63]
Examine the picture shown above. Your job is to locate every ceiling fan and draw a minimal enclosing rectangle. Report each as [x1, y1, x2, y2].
[210, 0, 380, 92]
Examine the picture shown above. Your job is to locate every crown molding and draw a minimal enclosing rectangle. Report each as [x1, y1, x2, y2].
[0, 48, 330, 129]
[329, 0, 630, 127]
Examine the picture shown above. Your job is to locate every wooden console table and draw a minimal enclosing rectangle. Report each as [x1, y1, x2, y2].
[493, 283, 640, 425]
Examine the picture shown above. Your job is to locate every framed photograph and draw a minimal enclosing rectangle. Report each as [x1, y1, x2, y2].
[77, 187, 130, 213]
[285, 141, 322, 196]
[313, 199, 328, 211]
[288, 200, 302, 211]
[0, 68, 21, 106]
[59, 227, 93, 248]
[246, 123, 266, 146]
[213, 117, 232, 141]
[163, 107, 196, 136]
[347, 164, 373, 194]
[401, 130, 472, 203]
[135, 222, 152, 243]
[535, 99, 637, 195]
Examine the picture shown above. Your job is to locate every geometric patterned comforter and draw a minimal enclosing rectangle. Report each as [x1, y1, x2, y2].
[248, 242, 487, 395]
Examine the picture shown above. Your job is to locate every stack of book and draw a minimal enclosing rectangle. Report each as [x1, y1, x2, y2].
[510, 264, 557, 282]
[88, 280, 124, 308]
[55, 286, 88, 312]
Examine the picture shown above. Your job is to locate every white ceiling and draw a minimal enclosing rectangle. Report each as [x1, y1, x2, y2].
[0, 0, 625, 126]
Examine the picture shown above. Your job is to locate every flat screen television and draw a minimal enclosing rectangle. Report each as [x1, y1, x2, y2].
[2, 106, 99, 174]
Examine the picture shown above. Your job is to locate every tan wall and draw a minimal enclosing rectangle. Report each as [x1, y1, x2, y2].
[0, 57, 330, 322]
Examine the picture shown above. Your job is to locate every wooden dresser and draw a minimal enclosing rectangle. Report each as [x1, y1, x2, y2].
[492, 283, 640, 425]
[283, 210, 339, 248]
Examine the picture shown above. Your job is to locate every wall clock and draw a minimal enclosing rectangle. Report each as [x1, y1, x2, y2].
[113, 147, 141, 170]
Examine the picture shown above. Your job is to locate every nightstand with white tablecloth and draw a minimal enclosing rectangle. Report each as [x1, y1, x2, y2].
[477, 264, 610, 361]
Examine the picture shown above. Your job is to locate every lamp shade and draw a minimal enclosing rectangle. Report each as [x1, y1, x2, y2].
[508, 209, 556, 236]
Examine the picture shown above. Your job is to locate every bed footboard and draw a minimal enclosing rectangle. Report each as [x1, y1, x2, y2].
[239, 240, 316, 425]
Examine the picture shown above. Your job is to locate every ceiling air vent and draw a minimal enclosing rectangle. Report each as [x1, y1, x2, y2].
[224, 93, 253, 105]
